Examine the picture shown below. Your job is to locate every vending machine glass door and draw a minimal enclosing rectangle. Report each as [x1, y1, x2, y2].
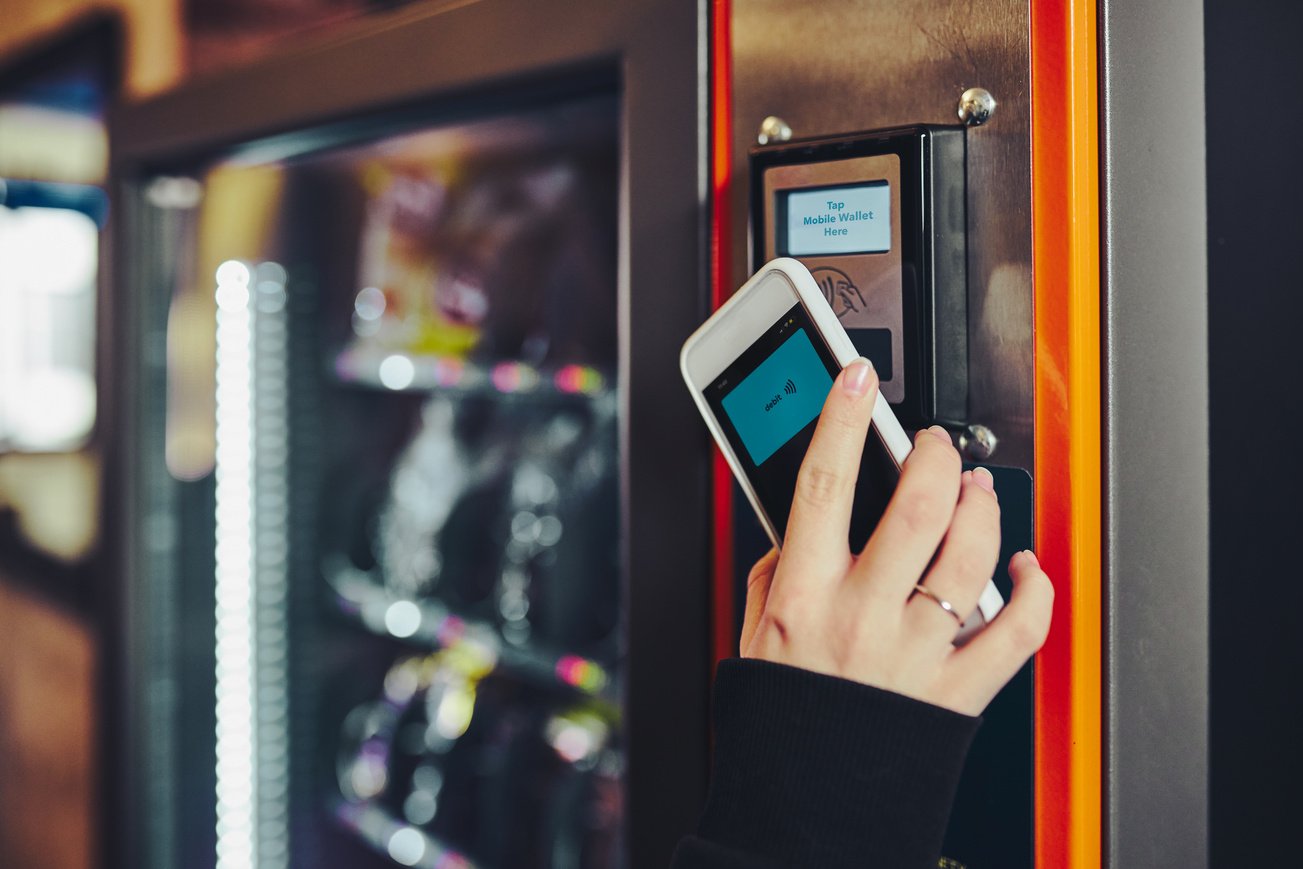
[133, 92, 625, 869]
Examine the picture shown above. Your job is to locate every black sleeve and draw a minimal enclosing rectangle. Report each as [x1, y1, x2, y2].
[671, 658, 981, 869]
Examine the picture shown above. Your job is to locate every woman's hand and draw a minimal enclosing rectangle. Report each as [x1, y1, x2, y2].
[740, 358, 1053, 717]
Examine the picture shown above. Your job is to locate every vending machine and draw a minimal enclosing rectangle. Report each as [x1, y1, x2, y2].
[105, 0, 1220, 867]
[105, 3, 710, 868]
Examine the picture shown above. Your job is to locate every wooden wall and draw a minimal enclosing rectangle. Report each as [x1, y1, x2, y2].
[0, 579, 95, 869]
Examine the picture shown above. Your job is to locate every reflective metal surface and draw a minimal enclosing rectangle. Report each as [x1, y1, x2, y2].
[731, 0, 1033, 469]
[756, 115, 793, 145]
[958, 86, 998, 126]
[1101, 0, 1209, 865]
[959, 422, 999, 462]
[730, 4, 1035, 866]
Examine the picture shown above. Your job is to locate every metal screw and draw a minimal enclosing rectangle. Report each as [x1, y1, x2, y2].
[757, 115, 793, 145]
[957, 87, 997, 126]
[959, 423, 998, 461]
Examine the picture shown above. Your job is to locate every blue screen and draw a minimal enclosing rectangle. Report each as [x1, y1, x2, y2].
[720, 328, 834, 465]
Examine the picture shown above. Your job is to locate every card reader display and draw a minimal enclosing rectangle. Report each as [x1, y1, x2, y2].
[778, 182, 892, 256]
[752, 126, 968, 428]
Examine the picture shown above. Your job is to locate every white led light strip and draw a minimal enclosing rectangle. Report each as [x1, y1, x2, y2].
[214, 260, 290, 869]
[215, 259, 256, 869]
[252, 263, 290, 869]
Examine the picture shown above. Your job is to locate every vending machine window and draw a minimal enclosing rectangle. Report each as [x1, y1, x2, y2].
[109, 7, 711, 867]
[124, 91, 638, 869]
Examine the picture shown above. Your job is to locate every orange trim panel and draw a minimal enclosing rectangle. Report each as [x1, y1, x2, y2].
[1030, 0, 1102, 866]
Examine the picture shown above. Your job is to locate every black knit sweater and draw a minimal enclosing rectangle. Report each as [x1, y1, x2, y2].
[671, 659, 980, 869]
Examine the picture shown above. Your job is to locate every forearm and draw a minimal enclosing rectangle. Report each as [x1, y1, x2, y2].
[672, 658, 980, 869]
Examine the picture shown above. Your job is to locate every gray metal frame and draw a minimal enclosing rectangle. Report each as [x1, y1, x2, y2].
[1100, 1, 1210, 865]
[105, 2, 712, 867]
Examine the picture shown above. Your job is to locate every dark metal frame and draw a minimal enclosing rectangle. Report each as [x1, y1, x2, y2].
[1203, 3, 1303, 865]
[104, 1, 711, 866]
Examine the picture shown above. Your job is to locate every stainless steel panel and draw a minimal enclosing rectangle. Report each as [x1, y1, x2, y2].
[732, 0, 1033, 468]
[1100, 0, 1210, 866]
[730, 6, 1036, 867]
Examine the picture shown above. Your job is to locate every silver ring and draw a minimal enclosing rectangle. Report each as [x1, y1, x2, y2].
[911, 584, 964, 625]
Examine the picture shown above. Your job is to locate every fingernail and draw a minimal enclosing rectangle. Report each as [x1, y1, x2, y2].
[972, 466, 995, 493]
[1019, 549, 1039, 567]
[927, 424, 952, 445]
[842, 358, 875, 397]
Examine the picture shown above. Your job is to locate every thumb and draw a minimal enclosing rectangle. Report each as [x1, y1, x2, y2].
[740, 549, 779, 655]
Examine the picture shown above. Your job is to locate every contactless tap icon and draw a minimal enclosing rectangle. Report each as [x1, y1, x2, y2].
[812, 266, 867, 320]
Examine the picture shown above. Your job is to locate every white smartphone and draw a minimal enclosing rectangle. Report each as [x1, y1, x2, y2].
[680, 257, 1003, 636]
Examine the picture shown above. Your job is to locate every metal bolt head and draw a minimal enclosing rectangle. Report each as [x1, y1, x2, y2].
[757, 115, 793, 145]
[957, 87, 997, 126]
[959, 423, 998, 461]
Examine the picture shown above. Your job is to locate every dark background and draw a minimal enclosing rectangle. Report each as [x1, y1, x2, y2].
[1205, 0, 1303, 864]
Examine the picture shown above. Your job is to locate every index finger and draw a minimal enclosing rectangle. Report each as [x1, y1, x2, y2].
[779, 358, 879, 582]
[850, 425, 963, 600]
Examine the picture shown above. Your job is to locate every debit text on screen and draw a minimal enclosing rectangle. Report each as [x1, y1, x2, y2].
[719, 328, 834, 465]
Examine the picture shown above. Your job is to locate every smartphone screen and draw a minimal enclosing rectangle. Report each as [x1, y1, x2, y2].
[704, 301, 899, 550]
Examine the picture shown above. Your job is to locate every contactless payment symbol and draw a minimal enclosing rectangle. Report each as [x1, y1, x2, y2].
[784, 379, 797, 395]
[811, 266, 866, 320]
